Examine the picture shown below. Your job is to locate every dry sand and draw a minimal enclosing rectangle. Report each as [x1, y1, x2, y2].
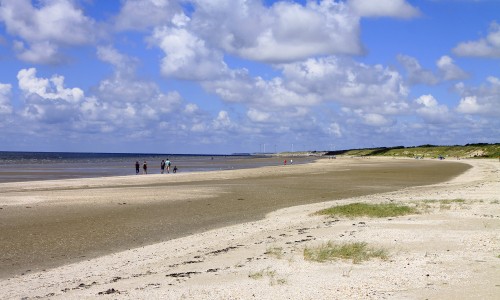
[0, 157, 498, 299]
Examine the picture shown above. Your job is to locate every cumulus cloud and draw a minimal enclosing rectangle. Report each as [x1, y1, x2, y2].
[247, 108, 272, 123]
[97, 46, 138, 75]
[198, 55, 411, 138]
[0, 83, 13, 114]
[281, 56, 409, 111]
[212, 110, 232, 130]
[456, 76, 500, 116]
[16, 68, 86, 123]
[17, 68, 84, 103]
[414, 94, 451, 123]
[190, 0, 363, 63]
[453, 22, 500, 58]
[14, 63, 187, 134]
[327, 122, 342, 137]
[114, 0, 182, 31]
[348, 0, 420, 19]
[0, 0, 97, 63]
[436, 55, 468, 81]
[12, 40, 60, 64]
[362, 113, 393, 126]
[397, 54, 439, 85]
[150, 26, 228, 80]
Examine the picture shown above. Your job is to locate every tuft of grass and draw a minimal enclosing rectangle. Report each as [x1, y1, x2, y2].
[265, 246, 284, 259]
[248, 271, 264, 280]
[419, 199, 467, 211]
[442, 199, 465, 204]
[304, 241, 388, 264]
[248, 268, 286, 285]
[491, 200, 499, 205]
[440, 204, 451, 210]
[315, 202, 417, 218]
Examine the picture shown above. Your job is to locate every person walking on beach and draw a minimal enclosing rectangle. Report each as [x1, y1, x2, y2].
[173, 165, 177, 173]
[143, 161, 148, 174]
[135, 161, 140, 174]
[160, 160, 166, 174]
[166, 158, 171, 173]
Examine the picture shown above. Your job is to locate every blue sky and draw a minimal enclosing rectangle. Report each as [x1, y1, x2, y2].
[0, 0, 498, 154]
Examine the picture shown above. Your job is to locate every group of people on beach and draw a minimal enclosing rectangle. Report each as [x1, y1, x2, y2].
[135, 159, 177, 175]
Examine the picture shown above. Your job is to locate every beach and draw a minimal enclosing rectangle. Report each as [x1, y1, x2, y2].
[0, 157, 498, 299]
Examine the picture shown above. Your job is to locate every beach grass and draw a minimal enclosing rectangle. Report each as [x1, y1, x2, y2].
[265, 246, 284, 259]
[315, 202, 417, 218]
[248, 268, 287, 285]
[304, 241, 388, 264]
[417, 199, 467, 211]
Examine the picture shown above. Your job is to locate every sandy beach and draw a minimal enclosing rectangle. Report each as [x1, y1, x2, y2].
[0, 157, 498, 299]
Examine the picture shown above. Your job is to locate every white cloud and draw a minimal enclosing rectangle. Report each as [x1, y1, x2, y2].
[0, 83, 13, 114]
[17, 68, 84, 103]
[281, 56, 409, 111]
[212, 110, 232, 129]
[456, 76, 500, 116]
[362, 113, 392, 127]
[436, 55, 468, 81]
[184, 103, 199, 114]
[190, 0, 363, 63]
[204, 70, 321, 109]
[0, 0, 96, 63]
[16, 68, 87, 124]
[453, 22, 500, 58]
[456, 96, 483, 114]
[97, 46, 138, 75]
[191, 123, 206, 133]
[12, 40, 60, 64]
[247, 108, 272, 123]
[327, 122, 342, 137]
[114, 0, 182, 31]
[414, 94, 450, 123]
[150, 26, 228, 80]
[397, 54, 439, 85]
[348, 0, 420, 19]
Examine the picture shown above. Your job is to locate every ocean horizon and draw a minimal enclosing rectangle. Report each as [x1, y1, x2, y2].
[0, 151, 306, 183]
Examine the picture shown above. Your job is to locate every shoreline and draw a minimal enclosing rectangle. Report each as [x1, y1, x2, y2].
[1, 157, 498, 299]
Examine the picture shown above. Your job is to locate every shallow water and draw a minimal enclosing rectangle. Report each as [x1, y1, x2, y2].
[0, 152, 314, 183]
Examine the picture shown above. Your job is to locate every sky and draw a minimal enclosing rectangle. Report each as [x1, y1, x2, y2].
[0, 0, 499, 154]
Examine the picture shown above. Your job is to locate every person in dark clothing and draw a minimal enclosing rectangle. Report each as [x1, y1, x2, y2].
[135, 161, 140, 174]
[160, 160, 166, 174]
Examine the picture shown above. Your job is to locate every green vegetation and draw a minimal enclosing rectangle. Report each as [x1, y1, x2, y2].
[324, 143, 500, 159]
[248, 267, 286, 285]
[422, 199, 465, 204]
[304, 241, 388, 264]
[315, 202, 417, 218]
[417, 199, 467, 211]
[265, 246, 284, 259]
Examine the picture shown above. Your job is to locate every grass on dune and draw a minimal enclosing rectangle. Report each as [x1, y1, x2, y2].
[304, 241, 388, 264]
[315, 202, 418, 218]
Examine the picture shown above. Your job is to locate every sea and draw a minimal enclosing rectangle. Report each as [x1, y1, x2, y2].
[0, 151, 306, 183]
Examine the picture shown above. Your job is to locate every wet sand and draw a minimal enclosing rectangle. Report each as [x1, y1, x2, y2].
[0, 158, 469, 279]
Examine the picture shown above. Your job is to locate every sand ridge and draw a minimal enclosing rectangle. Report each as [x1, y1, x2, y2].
[0, 158, 498, 299]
